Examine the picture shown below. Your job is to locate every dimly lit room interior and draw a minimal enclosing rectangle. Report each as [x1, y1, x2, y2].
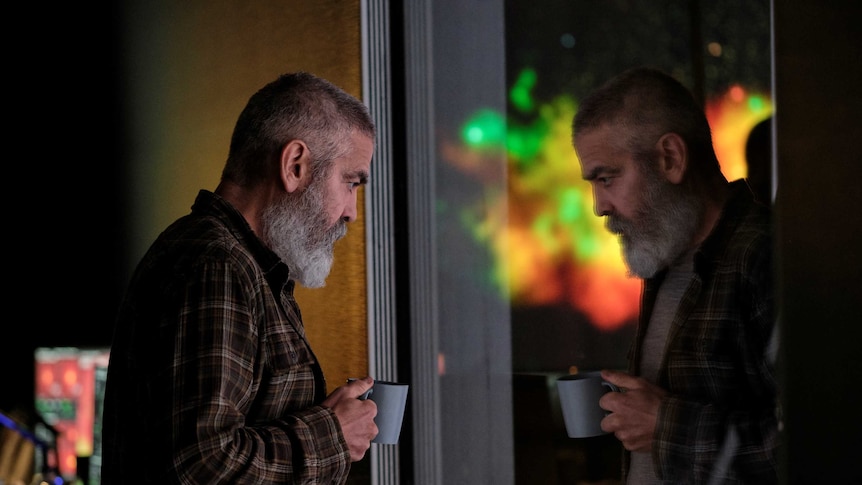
[3, 1, 860, 484]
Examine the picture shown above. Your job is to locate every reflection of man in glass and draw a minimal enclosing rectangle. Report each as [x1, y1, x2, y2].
[572, 67, 778, 484]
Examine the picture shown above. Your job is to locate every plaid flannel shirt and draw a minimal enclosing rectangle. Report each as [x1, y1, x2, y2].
[102, 190, 350, 484]
[625, 180, 779, 484]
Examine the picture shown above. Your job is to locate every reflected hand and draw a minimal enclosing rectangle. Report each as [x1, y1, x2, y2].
[598, 369, 667, 452]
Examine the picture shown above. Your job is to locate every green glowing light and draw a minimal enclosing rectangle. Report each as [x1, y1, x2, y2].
[462, 109, 506, 149]
[558, 188, 582, 223]
[576, 233, 600, 260]
[510, 68, 537, 112]
[506, 129, 545, 162]
[748, 95, 765, 112]
[532, 213, 556, 250]
[466, 126, 484, 144]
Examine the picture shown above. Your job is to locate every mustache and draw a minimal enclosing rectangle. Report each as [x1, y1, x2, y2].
[606, 215, 631, 235]
[326, 219, 348, 244]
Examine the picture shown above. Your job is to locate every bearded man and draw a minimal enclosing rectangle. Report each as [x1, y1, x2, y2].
[572, 67, 778, 484]
[102, 72, 378, 484]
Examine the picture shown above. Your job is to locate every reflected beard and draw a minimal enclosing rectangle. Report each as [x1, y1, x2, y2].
[607, 170, 703, 279]
[261, 181, 347, 288]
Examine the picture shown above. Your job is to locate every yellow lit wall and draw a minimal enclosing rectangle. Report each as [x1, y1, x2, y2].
[123, 0, 367, 392]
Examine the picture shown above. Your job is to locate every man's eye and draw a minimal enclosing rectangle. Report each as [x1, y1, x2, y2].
[597, 177, 611, 187]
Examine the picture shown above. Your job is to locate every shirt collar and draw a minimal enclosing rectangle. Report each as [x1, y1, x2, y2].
[191, 189, 293, 291]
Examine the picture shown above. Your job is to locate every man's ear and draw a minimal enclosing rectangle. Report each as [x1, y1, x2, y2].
[656, 132, 687, 184]
[279, 140, 311, 193]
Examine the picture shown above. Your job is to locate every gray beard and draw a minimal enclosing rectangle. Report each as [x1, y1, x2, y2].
[260, 180, 347, 288]
[607, 170, 703, 279]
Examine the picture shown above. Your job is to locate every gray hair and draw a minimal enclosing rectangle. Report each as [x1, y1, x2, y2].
[572, 67, 721, 179]
[222, 72, 376, 186]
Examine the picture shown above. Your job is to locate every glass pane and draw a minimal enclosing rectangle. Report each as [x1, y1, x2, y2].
[414, 1, 771, 483]
[503, 0, 771, 482]
[431, 1, 513, 483]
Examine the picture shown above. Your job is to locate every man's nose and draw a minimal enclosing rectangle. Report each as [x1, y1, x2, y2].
[593, 192, 612, 217]
[342, 195, 358, 222]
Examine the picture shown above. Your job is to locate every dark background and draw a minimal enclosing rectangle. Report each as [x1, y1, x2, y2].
[5, 4, 126, 412]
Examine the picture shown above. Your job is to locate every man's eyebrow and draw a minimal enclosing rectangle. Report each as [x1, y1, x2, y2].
[344, 169, 370, 184]
[582, 165, 620, 181]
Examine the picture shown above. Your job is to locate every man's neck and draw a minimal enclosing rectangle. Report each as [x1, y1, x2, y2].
[691, 179, 730, 249]
[214, 179, 274, 236]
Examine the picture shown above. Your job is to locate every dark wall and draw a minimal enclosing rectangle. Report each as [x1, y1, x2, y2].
[4, 4, 126, 412]
[773, 2, 862, 484]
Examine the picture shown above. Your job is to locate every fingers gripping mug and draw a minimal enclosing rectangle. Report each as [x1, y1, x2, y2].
[354, 380, 409, 444]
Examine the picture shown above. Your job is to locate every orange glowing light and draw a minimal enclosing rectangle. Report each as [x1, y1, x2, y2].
[35, 348, 110, 479]
[64, 451, 77, 473]
[729, 84, 746, 102]
[64, 367, 78, 388]
[706, 89, 773, 182]
[39, 367, 54, 388]
[450, 83, 772, 332]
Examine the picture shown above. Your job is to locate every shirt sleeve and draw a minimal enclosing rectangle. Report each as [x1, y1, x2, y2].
[159, 256, 351, 484]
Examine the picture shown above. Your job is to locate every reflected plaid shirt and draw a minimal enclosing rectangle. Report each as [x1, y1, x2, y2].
[626, 181, 779, 484]
[101, 190, 350, 484]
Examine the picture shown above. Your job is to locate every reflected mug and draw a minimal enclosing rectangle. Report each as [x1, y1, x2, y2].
[556, 371, 620, 438]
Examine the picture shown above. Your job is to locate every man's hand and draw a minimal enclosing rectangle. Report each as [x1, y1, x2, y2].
[599, 369, 667, 452]
[323, 376, 378, 461]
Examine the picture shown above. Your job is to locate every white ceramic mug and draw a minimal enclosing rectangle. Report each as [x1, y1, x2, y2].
[356, 380, 409, 444]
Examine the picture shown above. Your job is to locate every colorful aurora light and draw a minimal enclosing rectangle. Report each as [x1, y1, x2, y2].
[446, 69, 773, 332]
